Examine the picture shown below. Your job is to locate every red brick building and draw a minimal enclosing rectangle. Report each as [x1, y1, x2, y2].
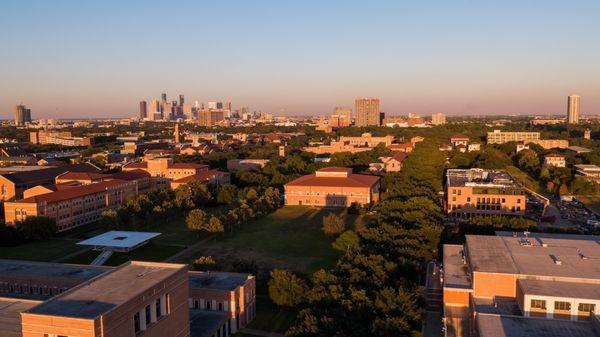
[284, 167, 380, 207]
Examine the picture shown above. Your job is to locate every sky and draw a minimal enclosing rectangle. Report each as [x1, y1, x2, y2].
[0, 0, 599, 119]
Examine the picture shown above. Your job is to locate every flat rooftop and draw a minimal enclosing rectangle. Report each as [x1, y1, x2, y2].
[476, 313, 598, 337]
[442, 244, 471, 289]
[26, 261, 185, 319]
[77, 230, 161, 250]
[0, 259, 108, 281]
[189, 309, 228, 337]
[473, 297, 521, 316]
[189, 271, 250, 291]
[466, 232, 600, 280]
[518, 279, 600, 301]
[446, 169, 520, 189]
[0, 297, 42, 337]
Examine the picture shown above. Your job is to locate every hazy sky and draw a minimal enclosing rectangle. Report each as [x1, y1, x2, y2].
[1, 0, 599, 118]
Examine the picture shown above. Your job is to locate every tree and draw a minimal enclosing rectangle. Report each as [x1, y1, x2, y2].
[18, 216, 56, 239]
[99, 209, 119, 230]
[174, 185, 195, 209]
[186, 209, 207, 235]
[193, 256, 216, 270]
[332, 230, 360, 252]
[206, 216, 224, 235]
[268, 269, 307, 308]
[322, 213, 345, 235]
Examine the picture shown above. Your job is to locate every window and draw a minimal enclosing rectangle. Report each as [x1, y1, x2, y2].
[157, 298, 163, 316]
[145, 305, 151, 325]
[530, 299, 546, 310]
[467, 197, 471, 202]
[134, 312, 141, 333]
[554, 301, 571, 311]
[206, 301, 211, 310]
[578, 303, 595, 313]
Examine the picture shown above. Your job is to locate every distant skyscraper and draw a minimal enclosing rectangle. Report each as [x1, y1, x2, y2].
[208, 102, 217, 110]
[14, 104, 31, 126]
[161, 93, 167, 102]
[149, 100, 161, 120]
[139, 101, 147, 119]
[355, 98, 380, 126]
[567, 94, 580, 124]
[431, 113, 447, 125]
[179, 94, 184, 106]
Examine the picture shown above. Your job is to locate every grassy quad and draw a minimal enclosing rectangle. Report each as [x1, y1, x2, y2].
[187, 206, 346, 275]
[182, 206, 357, 334]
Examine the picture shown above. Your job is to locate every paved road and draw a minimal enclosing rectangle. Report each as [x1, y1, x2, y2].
[423, 261, 443, 337]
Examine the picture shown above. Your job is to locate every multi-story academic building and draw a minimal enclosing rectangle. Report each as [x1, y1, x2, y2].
[284, 167, 380, 207]
[486, 130, 541, 144]
[338, 133, 395, 147]
[0, 163, 101, 201]
[443, 232, 600, 337]
[0, 259, 256, 337]
[445, 169, 526, 218]
[4, 179, 139, 232]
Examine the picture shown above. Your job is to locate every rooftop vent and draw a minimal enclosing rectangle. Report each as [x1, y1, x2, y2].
[519, 238, 532, 247]
[550, 254, 562, 265]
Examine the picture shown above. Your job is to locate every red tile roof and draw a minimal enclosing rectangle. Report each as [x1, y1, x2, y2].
[391, 152, 408, 162]
[15, 180, 130, 204]
[171, 163, 208, 169]
[123, 162, 148, 169]
[285, 173, 379, 188]
[56, 172, 109, 181]
[388, 142, 413, 150]
[172, 170, 229, 184]
[317, 167, 352, 173]
[450, 133, 469, 140]
[111, 169, 150, 181]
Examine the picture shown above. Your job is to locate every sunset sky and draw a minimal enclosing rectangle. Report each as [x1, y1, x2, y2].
[1, 0, 599, 118]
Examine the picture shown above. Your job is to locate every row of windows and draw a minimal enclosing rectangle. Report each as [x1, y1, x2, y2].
[133, 295, 169, 334]
[530, 299, 596, 313]
[290, 191, 366, 196]
[0, 281, 66, 297]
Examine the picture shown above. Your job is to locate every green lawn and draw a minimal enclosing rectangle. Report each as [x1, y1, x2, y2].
[63, 242, 183, 266]
[246, 296, 298, 334]
[186, 206, 345, 275]
[0, 238, 82, 262]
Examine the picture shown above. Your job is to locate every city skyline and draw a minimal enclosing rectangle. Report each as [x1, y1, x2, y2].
[1, 1, 599, 118]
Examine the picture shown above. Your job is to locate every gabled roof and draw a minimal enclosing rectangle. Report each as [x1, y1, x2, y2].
[450, 133, 469, 140]
[1, 163, 101, 186]
[111, 169, 150, 181]
[56, 171, 110, 181]
[391, 152, 408, 162]
[285, 172, 379, 188]
[172, 170, 229, 184]
[14, 179, 130, 204]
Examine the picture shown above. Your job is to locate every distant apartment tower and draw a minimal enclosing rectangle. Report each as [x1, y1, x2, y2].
[330, 107, 352, 127]
[567, 94, 580, 124]
[431, 113, 446, 125]
[139, 101, 147, 119]
[14, 104, 31, 126]
[161, 93, 167, 102]
[179, 94, 184, 106]
[355, 98, 380, 126]
[198, 109, 225, 127]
